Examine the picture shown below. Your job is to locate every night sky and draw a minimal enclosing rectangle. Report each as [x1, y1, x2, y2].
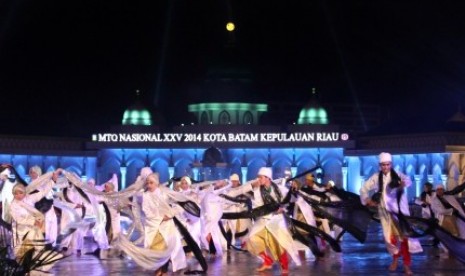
[1, 1, 465, 137]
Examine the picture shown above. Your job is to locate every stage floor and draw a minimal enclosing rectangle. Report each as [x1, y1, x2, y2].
[50, 223, 465, 275]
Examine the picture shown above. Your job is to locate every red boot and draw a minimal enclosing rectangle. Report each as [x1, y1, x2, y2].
[257, 252, 273, 271]
[279, 252, 289, 273]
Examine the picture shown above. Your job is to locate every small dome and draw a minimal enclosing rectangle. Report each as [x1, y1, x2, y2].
[297, 88, 329, 125]
[122, 90, 153, 126]
[122, 102, 153, 126]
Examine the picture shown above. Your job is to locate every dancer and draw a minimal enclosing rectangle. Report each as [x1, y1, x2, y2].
[360, 152, 422, 275]
[29, 165, 58, 247]
[223, 173, 252, 249]
[227, 167, 301, 273]
[9, 168, 63, 275]
[1, 164, 28, 224]
[431, 184, 465, 258]
[57, 180, 85, 256]
[142, 173, 186, 275]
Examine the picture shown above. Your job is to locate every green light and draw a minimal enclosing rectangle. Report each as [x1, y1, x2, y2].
[122, 108, 153, 126]
[188, 102, 268, 112]
[141, 111, 151, 120]
[298, 107, 328, 125]
[308, 109, 317, 118]
[123, 111, 130, 121]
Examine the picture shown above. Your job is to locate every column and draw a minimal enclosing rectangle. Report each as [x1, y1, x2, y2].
[192, 167, 199, 181]
[441, 174, 448, 189]
[341, 166, 348, 191]
[168, 167, 175, 179]
[414, 175, 421, 197]
[120, 166, 127, 190]
[291, 167, 297, 178]
[241, 166, 248, 183]
[316, 167, 323, 183]
[427, 174, 434, 184]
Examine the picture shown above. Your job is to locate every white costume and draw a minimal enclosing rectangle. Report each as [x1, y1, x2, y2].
[223, 189, 252, 247]
[1, 168, 17, 224]
[360, 154, 422, 256]
[29, 166, 58, 247]
[414, 191, 434, 219]
[431, 192, 465, 239]
[199, 185, 229, 256]
[228, 171, 302, 267]
[58, 185, 84, 253]
[142, 186, 186, 272]
[10, 174, 61, 274]
[178, 184, 202, 249]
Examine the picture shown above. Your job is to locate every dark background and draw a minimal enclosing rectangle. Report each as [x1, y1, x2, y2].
[1, 1, 464, 137]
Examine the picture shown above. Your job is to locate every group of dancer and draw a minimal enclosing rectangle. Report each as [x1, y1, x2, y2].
[1, 151, 465, 275]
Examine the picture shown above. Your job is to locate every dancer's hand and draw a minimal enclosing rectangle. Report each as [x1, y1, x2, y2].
[276, 207, 286, 214]
[251, 180, 260, 188]
[52, 168, 63, 182]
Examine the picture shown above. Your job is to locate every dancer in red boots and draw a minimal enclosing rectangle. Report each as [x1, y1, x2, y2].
[227, 167, 301, 273]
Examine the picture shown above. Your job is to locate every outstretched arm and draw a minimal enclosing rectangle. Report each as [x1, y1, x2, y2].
[445, 181, 465, 195]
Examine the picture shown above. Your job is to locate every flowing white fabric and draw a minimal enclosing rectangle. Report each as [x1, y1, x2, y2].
[414, 192, 434, 219]
[25, 172, 56, 194]
[52, 199, 89, 236]
[10, 180, 62, 273]
[28, 173, 59, 247]
[361, 171, 423, 254]
[1, 178, 15, 223]
[431, 194, 465, 238]
[223, 186, 252, 245]
[64, 171, 142, 243]
[227, 182, 302, 266]
[114, 234, 172, 270]
[141, 187, 187, 271]
[122, 195, 145, 245]
[199, 186, 227, 255]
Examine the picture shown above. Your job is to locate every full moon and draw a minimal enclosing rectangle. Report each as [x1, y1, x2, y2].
[226, 22, 235, 32]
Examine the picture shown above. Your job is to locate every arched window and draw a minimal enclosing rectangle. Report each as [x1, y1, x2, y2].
[243, 111, 253, 124]
[219, 111, 230, 125]
[200, 111, 209, 125]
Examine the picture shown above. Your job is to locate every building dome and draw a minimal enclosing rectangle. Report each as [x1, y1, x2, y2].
[122, 102, 153, 126]
[297, 88, 329, 125]
[122, 91, 153, 126]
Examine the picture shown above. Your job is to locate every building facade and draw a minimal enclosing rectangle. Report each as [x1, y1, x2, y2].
[1, 102, 464, 200]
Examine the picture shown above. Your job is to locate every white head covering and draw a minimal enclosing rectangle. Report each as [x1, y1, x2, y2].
[140, 167, 153, 179]
[12, 183, 26, 194]
[181, 176, 192, 186]
[230, 173, 240, 181]
[258, 167, 272, 179]
[87, 178, 96, 186]
[29, 165, 42, 176]
[147, 173, 160, 186]
[436, 184, 445, 190]
[379, 152, 392, 163]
